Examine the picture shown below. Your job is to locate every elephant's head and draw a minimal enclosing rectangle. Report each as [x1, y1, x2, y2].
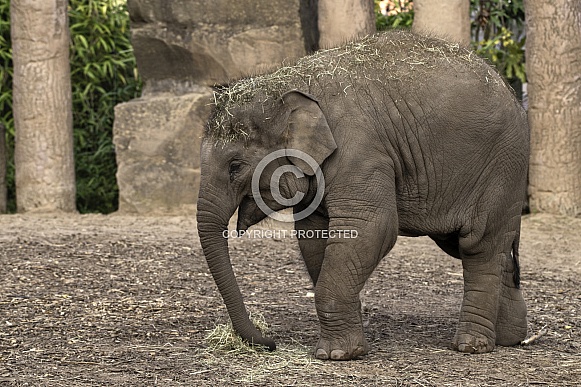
[197, 89, 337, 349]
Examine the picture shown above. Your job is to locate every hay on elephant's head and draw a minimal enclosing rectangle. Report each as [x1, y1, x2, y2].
[206, 35, 382, 144]
[206, 31, 490, 144]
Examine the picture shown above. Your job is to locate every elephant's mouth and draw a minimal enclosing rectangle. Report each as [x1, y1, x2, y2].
[236, 195, 268, 233]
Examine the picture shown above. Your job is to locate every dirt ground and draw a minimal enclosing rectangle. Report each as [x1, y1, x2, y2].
[0, 213, 579, 386]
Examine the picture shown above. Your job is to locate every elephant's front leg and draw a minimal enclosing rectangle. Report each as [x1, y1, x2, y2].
[313, 209, 397, 360]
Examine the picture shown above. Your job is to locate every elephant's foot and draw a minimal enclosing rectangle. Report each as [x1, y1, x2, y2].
[314, 298, 369, 360]
[314, 330, 369, 360]
[452, 310, 496, 354]
[452, 330, 495, 354]
[496, 278, 527, 346]
[496, 319, 527, 346]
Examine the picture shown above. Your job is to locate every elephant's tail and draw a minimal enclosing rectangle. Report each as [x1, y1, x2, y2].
[512, 226, 521, 289]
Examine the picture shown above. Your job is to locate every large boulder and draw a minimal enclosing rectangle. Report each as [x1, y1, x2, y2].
[113, 89, 211, 214]
[114, 0, 317, 214]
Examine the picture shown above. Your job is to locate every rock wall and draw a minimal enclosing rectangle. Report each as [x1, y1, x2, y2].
[114, 0, 318, 214]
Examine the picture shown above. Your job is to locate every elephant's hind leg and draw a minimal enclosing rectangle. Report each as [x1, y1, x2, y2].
[453, 202, 527, 353]
[495, 248, 527, 346]
[453, 246, 503, 353]
[453, 218, 513, 353]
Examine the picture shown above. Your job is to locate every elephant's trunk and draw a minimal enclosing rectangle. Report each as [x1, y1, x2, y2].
[197, 195, 276, 351]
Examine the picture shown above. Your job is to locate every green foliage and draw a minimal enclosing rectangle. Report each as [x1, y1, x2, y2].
[0, 1, 15, 212]
[0, 0, 141, 213]
[372, 1, 526, 83]
[470, 0, 526, 83]
[375, 0, 414, 31]
[0, 4, 12, 131]
[69, 0, 142, 213]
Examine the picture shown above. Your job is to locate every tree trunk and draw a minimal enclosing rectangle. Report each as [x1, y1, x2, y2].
[412, 0, 470, 45]
[11, 0, 76, 213]
[0, 123, 6, 213]
[318, 0, 375, 48]
[525, 0, 581, 216]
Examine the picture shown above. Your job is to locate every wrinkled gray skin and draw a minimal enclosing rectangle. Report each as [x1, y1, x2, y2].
[197, 31, 529, 360]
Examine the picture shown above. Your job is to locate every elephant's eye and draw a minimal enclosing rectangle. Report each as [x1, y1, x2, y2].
[229, 161, 242, 180]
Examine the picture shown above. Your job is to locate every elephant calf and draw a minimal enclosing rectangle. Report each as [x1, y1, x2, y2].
[197, 30, 529, 360]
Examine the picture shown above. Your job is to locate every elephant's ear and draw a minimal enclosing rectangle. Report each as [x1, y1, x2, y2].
[281, 90, 337, 176]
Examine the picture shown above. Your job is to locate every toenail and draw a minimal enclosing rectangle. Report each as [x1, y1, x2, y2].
[315, 348, 329, 360]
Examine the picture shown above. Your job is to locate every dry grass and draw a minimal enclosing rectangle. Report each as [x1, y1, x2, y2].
[203, 315, 322, 384]
[205, 313, 270, 353]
